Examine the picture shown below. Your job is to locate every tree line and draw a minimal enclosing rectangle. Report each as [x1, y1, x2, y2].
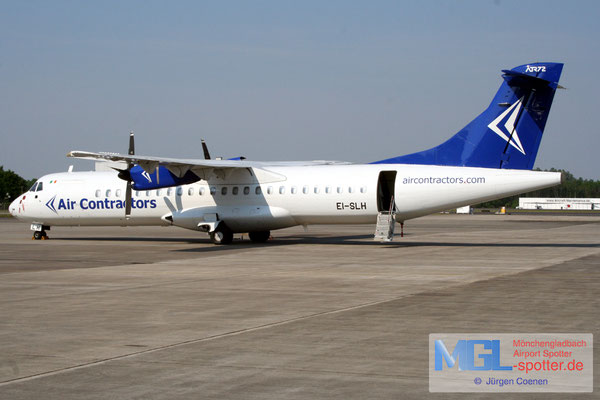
[0, 166, 35, 209]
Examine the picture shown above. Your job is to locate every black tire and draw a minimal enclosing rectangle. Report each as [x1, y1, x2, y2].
[210, 225, 234, 245]
[248, 231, 271, 243]
[33, 231, 43, 240]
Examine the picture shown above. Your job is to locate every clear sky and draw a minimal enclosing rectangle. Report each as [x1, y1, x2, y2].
[1, 0, 599, 179]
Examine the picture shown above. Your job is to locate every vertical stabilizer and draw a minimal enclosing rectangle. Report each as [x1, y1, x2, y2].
[374, 62, 563, 169]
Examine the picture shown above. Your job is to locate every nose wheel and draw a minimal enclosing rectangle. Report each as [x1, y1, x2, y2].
[32, 230, 48, 240]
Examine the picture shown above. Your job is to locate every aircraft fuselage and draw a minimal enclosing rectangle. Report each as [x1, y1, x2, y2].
[11, 163, 561, 234]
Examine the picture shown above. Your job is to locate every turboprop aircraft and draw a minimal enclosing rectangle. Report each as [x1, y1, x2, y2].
[10, 62, 565, 244]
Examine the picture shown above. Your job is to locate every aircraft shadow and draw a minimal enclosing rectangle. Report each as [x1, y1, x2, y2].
[174, 235, 600, 253]
[53, 237, 206, 244]
[50, 235, 599, 253]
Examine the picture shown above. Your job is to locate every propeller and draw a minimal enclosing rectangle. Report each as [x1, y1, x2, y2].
[115, 131, 135, 218]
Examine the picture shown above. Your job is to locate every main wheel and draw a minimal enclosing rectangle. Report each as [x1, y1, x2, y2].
[210, 225, 234, 245]
[248, 230, 271, 243]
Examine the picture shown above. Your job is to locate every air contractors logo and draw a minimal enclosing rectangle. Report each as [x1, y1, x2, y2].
[45, 197, 157, 212]
[46, 195, 58, 214]
[487, 98, 526, 155]
[141, 170, 152, 183]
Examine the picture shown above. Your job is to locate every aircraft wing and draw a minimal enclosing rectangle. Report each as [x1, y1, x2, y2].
[67, 151, 351, 178]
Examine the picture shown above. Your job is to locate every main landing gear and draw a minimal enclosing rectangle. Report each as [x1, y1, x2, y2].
[248, 231, 271, 243]
[210, 224, 234, 245]
[209, 225, 272, 245]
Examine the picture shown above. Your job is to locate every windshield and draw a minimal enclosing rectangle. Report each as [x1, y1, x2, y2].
[29, 182, 38, 192]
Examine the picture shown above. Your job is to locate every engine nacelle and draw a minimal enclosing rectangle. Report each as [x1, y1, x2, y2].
[162, 206, 296, 233]
[130, 165, 200, 190]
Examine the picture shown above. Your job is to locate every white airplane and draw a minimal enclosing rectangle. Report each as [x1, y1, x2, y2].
[10, 62, 565, 244]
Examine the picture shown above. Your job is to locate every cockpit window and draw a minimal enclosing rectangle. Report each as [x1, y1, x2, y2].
[36, 182, 43, 191]
[29, 182, 38, 192]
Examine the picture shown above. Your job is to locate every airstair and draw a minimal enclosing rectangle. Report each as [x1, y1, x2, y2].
[374, 196, 396, 242]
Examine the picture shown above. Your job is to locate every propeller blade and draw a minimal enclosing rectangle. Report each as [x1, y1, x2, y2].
[116, 168, 131, 182]
[125, 181, 132, 218]
[124, 131, 135, 218]
[128, 131, 135, 156]
[201, 139, 211, 160]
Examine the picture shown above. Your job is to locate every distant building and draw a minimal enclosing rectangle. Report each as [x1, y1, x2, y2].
[456, 205, 471, 214]
[518, 198, 600, 210]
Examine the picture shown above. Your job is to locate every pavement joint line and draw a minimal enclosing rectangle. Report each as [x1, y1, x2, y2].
[0, 278, 258, 305]
[1, 252, 593, 388]
[2, 243, 598, 307]
[0, 295, 417, 387]
[0, 265, 355, 304]
[141, 361, 418, 379]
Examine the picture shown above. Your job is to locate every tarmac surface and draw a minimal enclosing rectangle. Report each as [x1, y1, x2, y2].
[0, 215, 598, 399]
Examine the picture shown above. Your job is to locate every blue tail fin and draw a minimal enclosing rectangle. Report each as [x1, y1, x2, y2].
[373, 62, 564, 169]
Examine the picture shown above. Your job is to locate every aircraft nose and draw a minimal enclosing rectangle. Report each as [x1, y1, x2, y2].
[9, 197, 20, 217]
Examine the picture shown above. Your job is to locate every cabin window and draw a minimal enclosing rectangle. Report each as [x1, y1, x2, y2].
[279, 186, 285, 195]
[302, 186, 309, 194]
[36, 182, 43, 191]
[106, 189, 112, 197]
[337, 187, 343, 194]
[291, 186, 297, 194]
[210, 186, 216, 195]
[95, 189, 101, 198]
[146, 190, 151, 197]
[116, 189, 122, 197]
[221, 187, 228, 195]
[314, 186, 320, 194]
[360, 186, 367, 194]
[167, 188, 173, 196]
[188, 187, 194, 196]
[176, 187, 183, 196]
[348, 187, 354, 194]
[243, 186, 250, 195]
[232, 187, 239, 195]
[199, 187, 205, 196]
[325, 186, 331, 194]
[256, 186, 262, 195]
[267, 186, 273, 195]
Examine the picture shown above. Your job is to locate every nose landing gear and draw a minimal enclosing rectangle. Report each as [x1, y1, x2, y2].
[32, 230, 48, 240]
[31, 224, 50, 240]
